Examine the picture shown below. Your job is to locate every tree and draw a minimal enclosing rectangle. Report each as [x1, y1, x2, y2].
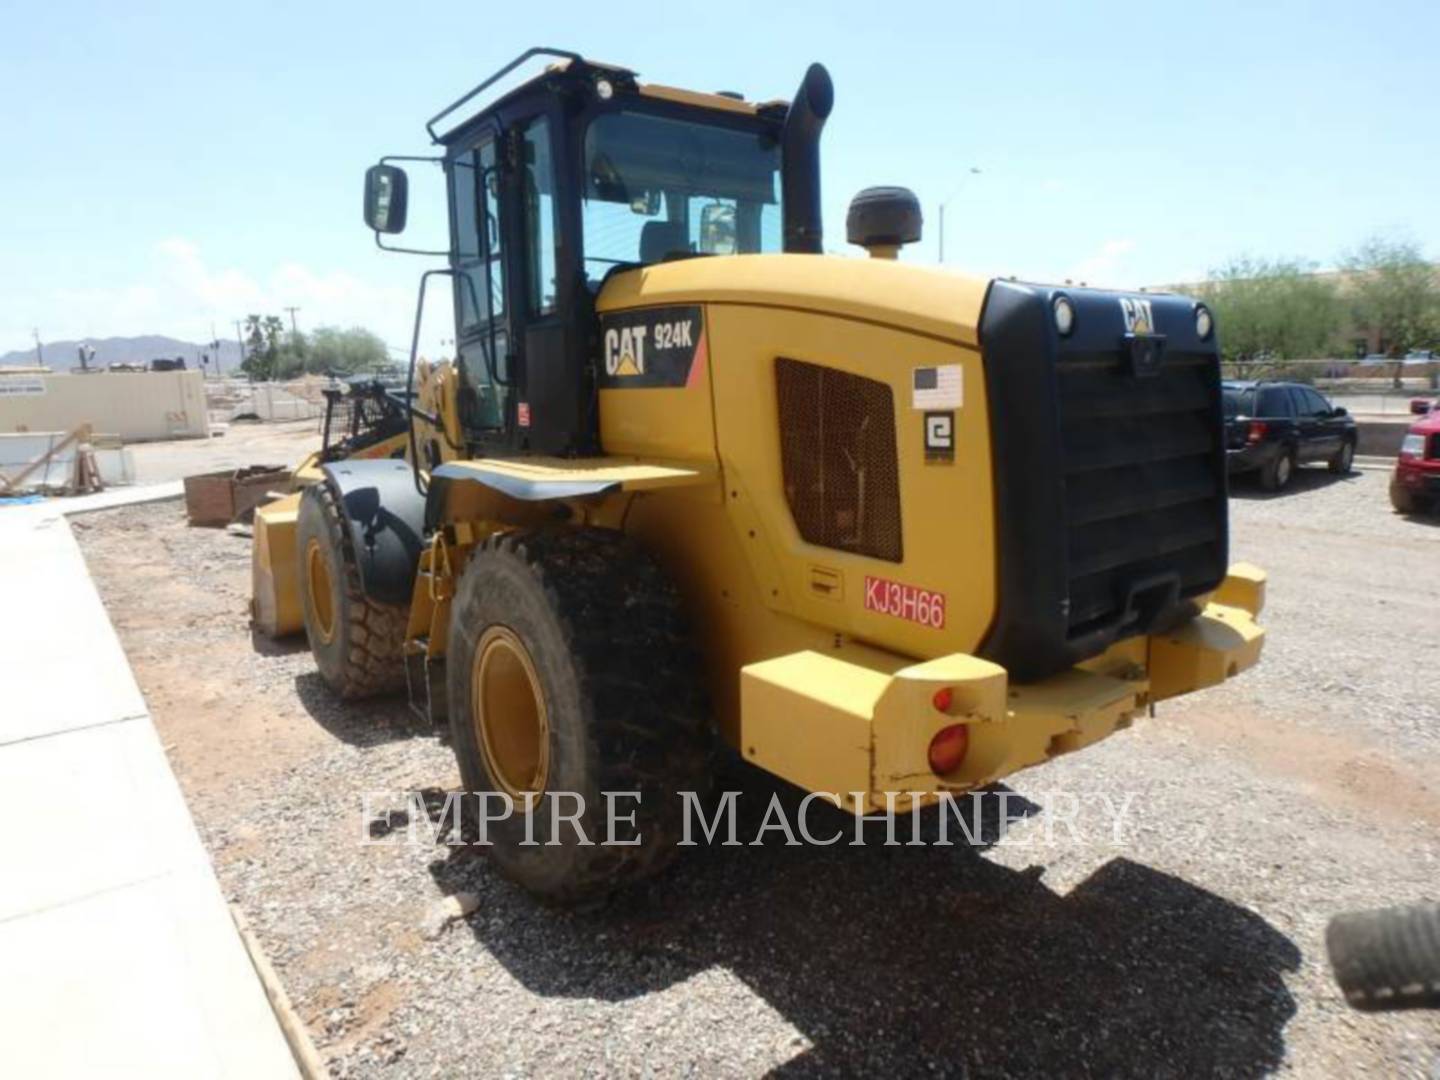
[238, 317, 389, 379]
[305, 326, 389, 375]
[1195, 257, 1343, 369]
[1340, 235, 1440, 385]
[240, 314, 289, 379]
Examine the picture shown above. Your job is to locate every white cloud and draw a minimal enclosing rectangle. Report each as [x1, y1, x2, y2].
[1066, 238, 1137, 288]
[4, 239, 423, 356]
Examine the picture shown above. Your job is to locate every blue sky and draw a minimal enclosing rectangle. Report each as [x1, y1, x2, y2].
[2, 0, 1436, 360]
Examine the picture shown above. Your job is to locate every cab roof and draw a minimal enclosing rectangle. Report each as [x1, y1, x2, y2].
[427, 47, 785, 145]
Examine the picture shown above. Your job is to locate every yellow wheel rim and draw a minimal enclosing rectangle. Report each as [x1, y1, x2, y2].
[472, 626, 549, 799]
[305, 537, 336, 645]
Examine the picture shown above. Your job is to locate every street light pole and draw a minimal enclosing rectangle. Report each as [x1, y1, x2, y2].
[937, 166, 982, 264]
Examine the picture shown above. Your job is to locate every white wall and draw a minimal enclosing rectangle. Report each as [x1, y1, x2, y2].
[0, 371, 208, 441]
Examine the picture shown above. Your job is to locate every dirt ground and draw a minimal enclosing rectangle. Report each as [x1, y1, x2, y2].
[127, 418, 324, 484]
[75, 447, 1440, 1078]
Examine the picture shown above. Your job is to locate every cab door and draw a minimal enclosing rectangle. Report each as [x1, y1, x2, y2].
[449, 130, 515, 448]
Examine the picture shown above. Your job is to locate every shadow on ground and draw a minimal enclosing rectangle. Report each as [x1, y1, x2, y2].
[1228, 466, 1360, 501]
[292, 671, 427, 747]
[249, 627, 310, 658]
[426, 763, 1300, 1076]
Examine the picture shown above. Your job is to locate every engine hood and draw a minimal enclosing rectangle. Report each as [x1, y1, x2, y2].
[596, 253, 990, 348]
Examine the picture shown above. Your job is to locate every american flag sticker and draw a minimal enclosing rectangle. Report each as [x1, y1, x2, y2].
[517, 402, 531, 427]
[912, 365, 962, 410]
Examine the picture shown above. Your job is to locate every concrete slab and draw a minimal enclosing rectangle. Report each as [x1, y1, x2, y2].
[0, 718, 210, 922]
[0, 493, 300, 1078]
[0, 512, 148, 742]
[0, 868, 299, 1079]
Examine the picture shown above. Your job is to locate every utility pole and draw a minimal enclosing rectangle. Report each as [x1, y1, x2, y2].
[937, 166, 982, 264]
[32, 328, 44, 369]
[284, 306, 301, 339]
[210, 322, 221, 378]
[234, 320, 246, 377]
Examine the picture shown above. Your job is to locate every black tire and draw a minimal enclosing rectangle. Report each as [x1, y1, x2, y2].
[1260, 447, 1295, 491]
[1328, 903, 1440, 1011]
[1390, 477, 1420, 515]
[296, 482, 408, 699]
[447, 527, 712, 904]
[1329, 438, 1356, 474]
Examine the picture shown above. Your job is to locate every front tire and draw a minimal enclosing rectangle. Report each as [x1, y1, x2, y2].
[447, 528, 712, 904]
[1329, 439, 1356, 474]
[1390, 476, 1421, 515]
[296, 483, 408, 699]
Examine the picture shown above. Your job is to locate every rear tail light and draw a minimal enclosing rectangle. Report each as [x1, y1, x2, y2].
[928, 724, 970, 776]
[1246, 420, 1268, 445]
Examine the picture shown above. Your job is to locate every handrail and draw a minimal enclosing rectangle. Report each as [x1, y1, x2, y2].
[426, 46, 584, 144]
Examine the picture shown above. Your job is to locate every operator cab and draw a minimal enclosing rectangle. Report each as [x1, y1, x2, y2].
[364, 49, 830, 458]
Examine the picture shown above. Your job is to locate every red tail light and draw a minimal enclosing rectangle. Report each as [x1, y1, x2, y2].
[1246, 420, 1268, 445]
[928, 724, 969, 776]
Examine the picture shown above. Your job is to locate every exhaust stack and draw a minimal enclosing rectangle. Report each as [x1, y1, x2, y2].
[780, 63, 834, 254]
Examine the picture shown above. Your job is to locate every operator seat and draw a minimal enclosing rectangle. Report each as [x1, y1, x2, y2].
[640, 220, 691, 264]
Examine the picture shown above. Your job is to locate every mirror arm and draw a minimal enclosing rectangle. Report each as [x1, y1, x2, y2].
[372, 156, 449, 256]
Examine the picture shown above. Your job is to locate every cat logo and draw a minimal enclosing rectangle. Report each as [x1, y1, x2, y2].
[604, 326, 647, 377]
[597, 306, 703, 388]
[1119, 296, 1155, 335]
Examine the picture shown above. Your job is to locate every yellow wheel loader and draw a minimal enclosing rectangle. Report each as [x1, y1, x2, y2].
[252, 48, 1266, 901]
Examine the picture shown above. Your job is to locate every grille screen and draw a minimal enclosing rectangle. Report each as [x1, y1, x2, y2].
[775, 357, 902, 562]
[1056, 349, 1225, 635]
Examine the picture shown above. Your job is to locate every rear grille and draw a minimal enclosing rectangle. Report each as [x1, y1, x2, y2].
[1056, 350, 1226, 635]
[775, 357, 902, 562]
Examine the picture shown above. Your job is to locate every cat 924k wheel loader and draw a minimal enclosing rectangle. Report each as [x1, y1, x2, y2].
[251, 48, 1266, 902]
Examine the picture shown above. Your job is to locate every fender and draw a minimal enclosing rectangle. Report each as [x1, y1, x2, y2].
[321, 459, 426, 606]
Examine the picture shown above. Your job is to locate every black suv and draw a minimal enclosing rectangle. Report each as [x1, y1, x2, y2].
[1223, 381, 1357, 490]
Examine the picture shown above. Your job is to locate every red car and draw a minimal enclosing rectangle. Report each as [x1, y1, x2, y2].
[1392, 400, 1440, 514]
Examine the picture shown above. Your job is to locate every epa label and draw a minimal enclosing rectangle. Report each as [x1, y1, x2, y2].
[864, 575, 946, 629]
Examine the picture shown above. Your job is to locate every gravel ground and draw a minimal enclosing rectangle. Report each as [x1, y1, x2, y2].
[75, 462, 1440, 1077]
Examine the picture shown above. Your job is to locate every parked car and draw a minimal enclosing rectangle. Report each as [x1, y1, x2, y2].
[1390, 405, 1440, 514]
[1223, 381, 1357, 490]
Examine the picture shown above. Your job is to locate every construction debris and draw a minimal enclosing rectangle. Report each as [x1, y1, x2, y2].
[183, 465, 290, 527]
[0, 425, 133, 498]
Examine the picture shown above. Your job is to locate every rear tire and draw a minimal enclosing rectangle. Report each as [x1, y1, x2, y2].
[1329, 439, 1355, 474]
[296, 482, 408, 699]
[447, 528, 712, 904]
[1260, 447, 1295, 491]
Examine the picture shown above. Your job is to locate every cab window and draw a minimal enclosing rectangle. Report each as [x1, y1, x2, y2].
[522, 118, 559, 315]
[580, 110, 781, 284]
[453, 140, 505, 331]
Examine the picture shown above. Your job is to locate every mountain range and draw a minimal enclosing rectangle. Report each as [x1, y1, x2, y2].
[0, 335, 244, 374]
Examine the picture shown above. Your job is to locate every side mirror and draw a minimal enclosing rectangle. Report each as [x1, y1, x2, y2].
[1332, 406, 1348, 418]
[364, 164, 409, 234]
[699, 202, 737, 255]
